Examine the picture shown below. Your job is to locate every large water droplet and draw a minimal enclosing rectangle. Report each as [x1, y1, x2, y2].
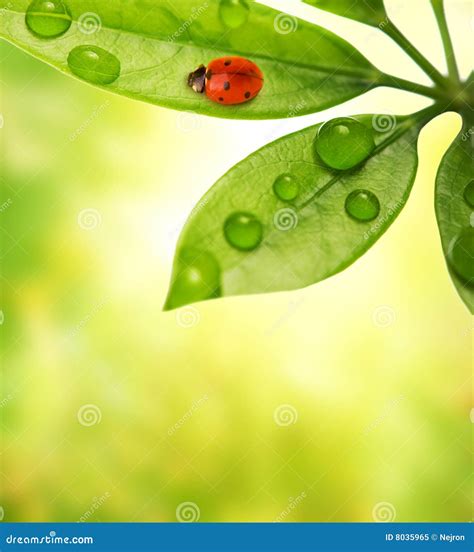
[25, 0, 72, 38]
[224, 212, 263, 251]
[316, 117, 375, 171]
[219, 0, 250, 29]
[67, 45, 121, 85]
[273, 174, 299, 202]
[448, 228, 474, 283]
[345, 189, 380, 222]
[165, 250, 221, 310]
[463, 180, 474, 208]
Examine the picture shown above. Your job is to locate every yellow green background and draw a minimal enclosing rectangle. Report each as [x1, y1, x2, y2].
[1, 0, 472, 522]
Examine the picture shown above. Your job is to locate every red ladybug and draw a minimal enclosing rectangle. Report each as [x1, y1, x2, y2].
[188, 56, 264, 105]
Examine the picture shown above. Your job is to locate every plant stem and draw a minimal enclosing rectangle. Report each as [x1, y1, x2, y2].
[430, 0, 461, 86]
[383, 19, 450, 90]
[376, 74, 447, 101]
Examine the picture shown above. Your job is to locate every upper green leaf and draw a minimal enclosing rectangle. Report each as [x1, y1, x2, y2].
[165, 108, 437, 309]
[435, 120, 474, 313]
[0, 0, 381, 119]
[304, 0, 387, 28]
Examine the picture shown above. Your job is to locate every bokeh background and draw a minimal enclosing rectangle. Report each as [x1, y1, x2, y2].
[0, 0, 472, 522]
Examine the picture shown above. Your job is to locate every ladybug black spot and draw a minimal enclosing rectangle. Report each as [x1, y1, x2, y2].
[244, 91, 251, 99]
[224, 60, 232, 66]
[219, 97, 224, 102]
[223, 81, 230, 91]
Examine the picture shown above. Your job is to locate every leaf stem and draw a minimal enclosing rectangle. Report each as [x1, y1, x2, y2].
[376, 74, 447, 101]
[382, 19, 450, 90]
[430, 0, 461, 86]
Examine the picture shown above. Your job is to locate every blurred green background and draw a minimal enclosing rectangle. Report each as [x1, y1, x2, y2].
[0, 0, 472, 522]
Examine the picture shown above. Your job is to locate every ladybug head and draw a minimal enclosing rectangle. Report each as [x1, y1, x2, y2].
[188, 65, 206, 94]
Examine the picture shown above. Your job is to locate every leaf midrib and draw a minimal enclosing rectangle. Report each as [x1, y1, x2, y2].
[300, 105, 442, 210]
[3, 6, 379, 82]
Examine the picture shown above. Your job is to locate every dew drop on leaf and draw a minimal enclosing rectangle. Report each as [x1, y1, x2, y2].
[345, 189, 380, 222]
[463, 180, 474, 208]
[315, 117, 375, 170]
[224, 212, 263, 251]
[448, 228, 474, 283]
[25, 0, 72, 38]
[67, 45, 121, 85]
[165, 250, 221, 310]
[219, 0, 250, 29]
[273, 174, 299, 202]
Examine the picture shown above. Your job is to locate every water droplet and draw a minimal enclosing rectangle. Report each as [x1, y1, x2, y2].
[67, 45, 120, 85]
[25, 0, 72, 38]
[219, 0, 250, 29]
[165, 250, 221, 310]
[345, 189, 380, 222]
[316, 117, 375, 170]
[448, 228, 474, 283]
[463, 180, 474, 208]
[224, 212, 263, 251]
[273, 174, 299, 202]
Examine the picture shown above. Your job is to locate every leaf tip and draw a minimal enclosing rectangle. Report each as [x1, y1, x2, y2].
[164, 248, 222, 311]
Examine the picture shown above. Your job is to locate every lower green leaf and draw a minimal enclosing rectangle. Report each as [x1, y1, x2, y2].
[435, 121, 474, 313]
[165, 107, 439, 309]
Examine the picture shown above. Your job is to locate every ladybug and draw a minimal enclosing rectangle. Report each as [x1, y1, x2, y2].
[188, 56, 264, 105]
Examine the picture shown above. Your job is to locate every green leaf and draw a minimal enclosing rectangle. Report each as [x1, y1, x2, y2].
[165, 107, 438, 309]
[304, 0, 387, 28]
[0, 0, 381, 119]
[435, 121, 474, 313]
